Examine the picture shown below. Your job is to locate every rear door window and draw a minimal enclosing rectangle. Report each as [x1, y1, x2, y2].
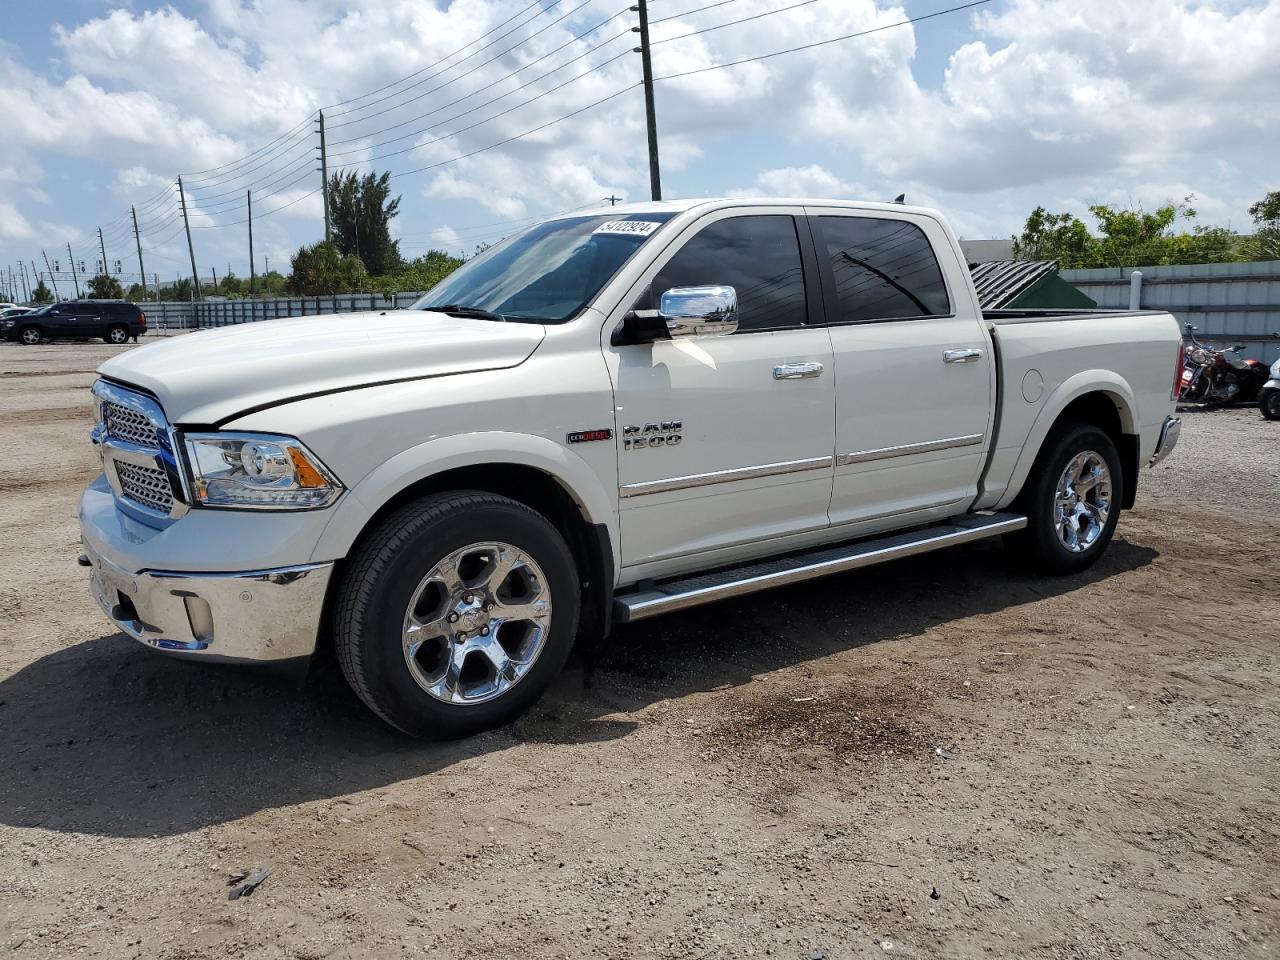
[817, 216, 950, 322]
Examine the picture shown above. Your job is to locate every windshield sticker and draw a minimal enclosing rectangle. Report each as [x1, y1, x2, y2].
[592, 220, 662, 237]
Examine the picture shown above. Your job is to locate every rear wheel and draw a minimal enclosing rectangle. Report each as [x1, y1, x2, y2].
[1006, 422, 1122, 574]
[1261, 388, 1280, 421]
[18, 326, 42, 345]
[105, 324, 129, 344]
[334, 492, 580, 738]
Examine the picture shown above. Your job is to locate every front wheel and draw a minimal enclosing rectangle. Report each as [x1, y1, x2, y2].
[1261, 388, 1280, 421]
[333, 492, 580, 738]
[18, 326, 42, 345]
[1006, 422, 1122, 574]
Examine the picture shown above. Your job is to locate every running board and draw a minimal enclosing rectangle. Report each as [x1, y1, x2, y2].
[613, 512, 1027, 623]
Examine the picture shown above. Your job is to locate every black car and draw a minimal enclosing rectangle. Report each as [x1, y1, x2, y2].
[2, 300, 147, 345]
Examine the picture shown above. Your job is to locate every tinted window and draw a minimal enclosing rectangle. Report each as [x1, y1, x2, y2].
[819, 216, 949, 322]
[416, 213, 675, 323]
[655, 216, 807, 332]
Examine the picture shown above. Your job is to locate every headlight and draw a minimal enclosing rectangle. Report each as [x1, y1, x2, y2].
[183, 433, 343, 509]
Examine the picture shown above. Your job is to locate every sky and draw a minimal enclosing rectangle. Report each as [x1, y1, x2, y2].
[1, 0, 1277, 293]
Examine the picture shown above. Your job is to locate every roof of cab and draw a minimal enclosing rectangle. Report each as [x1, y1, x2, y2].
[554, 196, 943, 220]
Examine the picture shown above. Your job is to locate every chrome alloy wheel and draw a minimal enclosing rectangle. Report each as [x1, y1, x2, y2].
[108, 326, 129, 344]
[1054, 450, 1112, 553]
[19, 327, 41, 345]
[401, 542, 552, 705]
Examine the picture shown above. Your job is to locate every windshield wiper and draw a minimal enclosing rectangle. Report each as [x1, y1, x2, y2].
[425, 303, 507, 322]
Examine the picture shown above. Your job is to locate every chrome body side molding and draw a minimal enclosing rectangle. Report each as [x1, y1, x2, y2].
[618, 456, 834, 498]
[837, 433, 984, 467]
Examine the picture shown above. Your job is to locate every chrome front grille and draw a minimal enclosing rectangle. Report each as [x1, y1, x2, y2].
[116, 461, 175, 513]
[91, 380, 186, 524]
[103, 400, 159, 447]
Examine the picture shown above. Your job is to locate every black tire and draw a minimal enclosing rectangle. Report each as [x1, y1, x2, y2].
[333, 491, 580, 738]
[1005, 422, 1123, 575]
[1261, 388, 1280, 421]
[105, 324, 129, 344]
[18, 326, 42, 345]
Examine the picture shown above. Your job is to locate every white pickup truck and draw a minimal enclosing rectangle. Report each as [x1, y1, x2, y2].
[80, 198, 1183, 736]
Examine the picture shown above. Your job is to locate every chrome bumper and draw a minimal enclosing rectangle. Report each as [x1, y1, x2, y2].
[1149, 415, 1181, 466]
[83, 541, 333, 663]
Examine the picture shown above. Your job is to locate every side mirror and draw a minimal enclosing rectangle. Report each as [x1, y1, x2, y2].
[659, 286, 738, 337]
[1233, 344, 1245, 352]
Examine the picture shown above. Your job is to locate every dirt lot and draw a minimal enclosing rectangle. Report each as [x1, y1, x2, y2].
[1, 340, 1277, 960]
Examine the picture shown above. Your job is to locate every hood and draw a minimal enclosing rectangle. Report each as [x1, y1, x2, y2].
[98, 310, 546, 424]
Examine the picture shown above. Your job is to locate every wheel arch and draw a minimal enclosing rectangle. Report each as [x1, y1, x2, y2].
[997, 372, 1141, 511]
[313, 433, 619, 643]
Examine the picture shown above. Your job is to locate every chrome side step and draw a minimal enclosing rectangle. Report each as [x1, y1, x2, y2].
[613, 512, 1027, 623]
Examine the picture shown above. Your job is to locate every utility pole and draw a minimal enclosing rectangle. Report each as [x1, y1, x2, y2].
[317, 111, 331, 242]
[247, 190, 256, 295]
[131, 206, 149, 302]
[177, 177, 201, 302]
[212, 266, 218, 294]
[606, 195, 622, 206]
[42, 250, 60, 300]
[97, 227, 109, 280]
[67, 242, 81, 298]
[633, 0, 662, 201]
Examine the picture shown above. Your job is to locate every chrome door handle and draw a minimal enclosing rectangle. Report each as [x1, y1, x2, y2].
[943, 348, 983, 363]
[773, 362, 824, 380]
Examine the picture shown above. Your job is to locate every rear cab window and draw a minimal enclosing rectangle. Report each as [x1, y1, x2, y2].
[815, 216, 950, 323]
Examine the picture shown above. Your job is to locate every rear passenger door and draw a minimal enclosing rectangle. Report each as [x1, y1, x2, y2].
[809, 209, 993, 530]
[73, 303, 102, 337]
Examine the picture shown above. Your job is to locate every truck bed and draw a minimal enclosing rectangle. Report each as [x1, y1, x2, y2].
[974, 308, 1182, 512]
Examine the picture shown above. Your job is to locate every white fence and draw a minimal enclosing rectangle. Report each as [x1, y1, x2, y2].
[1063, 260, 1280, 364]
[141, 292, 429, 332]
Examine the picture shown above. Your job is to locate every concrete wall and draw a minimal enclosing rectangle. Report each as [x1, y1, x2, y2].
[1063, 260, 1280, 364]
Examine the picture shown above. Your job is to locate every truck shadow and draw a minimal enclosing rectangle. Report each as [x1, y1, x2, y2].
[0, 537, 1156, 838]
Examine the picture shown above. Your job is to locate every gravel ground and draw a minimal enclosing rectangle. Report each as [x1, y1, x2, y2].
[1, 341, 1278, 960]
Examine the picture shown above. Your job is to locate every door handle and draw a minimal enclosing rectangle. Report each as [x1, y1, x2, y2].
[773, 362, 824, 380]
[943, 348, 983, 363]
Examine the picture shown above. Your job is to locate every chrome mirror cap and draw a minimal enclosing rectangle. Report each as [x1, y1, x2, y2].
[659, 285, 738, 337]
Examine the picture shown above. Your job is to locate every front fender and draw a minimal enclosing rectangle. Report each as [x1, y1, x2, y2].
[994, 370, 1138, 511]
[309, 431, 618, 574]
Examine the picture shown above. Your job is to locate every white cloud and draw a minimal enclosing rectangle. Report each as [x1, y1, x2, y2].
[735, 165, 861, 198]
[2, 0, 1279, 274]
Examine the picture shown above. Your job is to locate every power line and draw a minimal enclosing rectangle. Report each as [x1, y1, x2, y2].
[328, 45, 633, 164]
[327, 9, 632, 150]
[650, 0, 741, 24]
[327, 0, 599, 130]
[321, 0, 549, 112]
[652, 0, 993, 79]
[650, 0, 820, 45]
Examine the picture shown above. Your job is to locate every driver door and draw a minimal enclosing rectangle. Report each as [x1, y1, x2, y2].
[605, 209, 836, 578]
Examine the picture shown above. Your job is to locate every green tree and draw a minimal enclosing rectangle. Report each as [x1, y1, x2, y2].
[368, 250, 465, 295]
[31, 280, 53, 304]
[166, 277, 194, 302]
[1011, 207, 1096, 267]
[288, 240, 369, 295]
[1245, 190, 1280, 261]
[255, 270, 289, 296]
[328, 170, 402, 275]
[220, 272, 245, 297]
[86, 273, 125, 299]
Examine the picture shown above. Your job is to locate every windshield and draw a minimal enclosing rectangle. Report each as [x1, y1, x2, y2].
[413, 212, 675, 323]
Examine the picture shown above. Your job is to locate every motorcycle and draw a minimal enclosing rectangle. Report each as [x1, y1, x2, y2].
[1260, 354, 1280, 421]
[1179, 324, 1271, 405]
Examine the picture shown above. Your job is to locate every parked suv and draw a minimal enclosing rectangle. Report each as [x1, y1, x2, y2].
[3, 300, 146, 345]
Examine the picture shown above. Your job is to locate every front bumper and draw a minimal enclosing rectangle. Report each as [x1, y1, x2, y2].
[1149, 415, 1181, 466]
[83, 541, 332, 663]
